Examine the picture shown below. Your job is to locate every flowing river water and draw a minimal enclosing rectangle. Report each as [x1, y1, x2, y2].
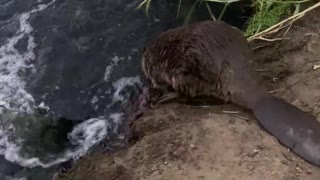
[0, 0, 251, 179]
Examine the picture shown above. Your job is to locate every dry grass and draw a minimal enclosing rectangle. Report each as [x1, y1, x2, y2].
[247, 1, 320, 42]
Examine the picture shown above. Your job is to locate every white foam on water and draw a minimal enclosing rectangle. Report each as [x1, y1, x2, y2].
[104, 56, 125, 81]
[110, 113, 124, 133]
[0, 0, 14, 8]
[112, 76, 142, 102]
[0, 0, 85, 168]
[36, 101, 50, 111]
[0, 126, 73, 168]
[104, 65, 113, 81]
[0, 124, 68, 168]
[0, 0, 56, 113]
[68, 117, 109, 160]
[0, 114, 117, 168]
[104, 52, 138, 82]
[91, 95, 98, 104]
[69, 113, 123, 159]
[0, 0, 132, 169]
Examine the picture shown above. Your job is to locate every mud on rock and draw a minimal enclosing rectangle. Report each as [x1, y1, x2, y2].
[60, 9, 320, 180]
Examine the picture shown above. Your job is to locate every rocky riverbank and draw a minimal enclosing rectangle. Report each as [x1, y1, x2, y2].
[60, 7, 320, 180]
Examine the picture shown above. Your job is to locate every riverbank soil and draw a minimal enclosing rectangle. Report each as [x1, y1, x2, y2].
[60, 9, 320, 180]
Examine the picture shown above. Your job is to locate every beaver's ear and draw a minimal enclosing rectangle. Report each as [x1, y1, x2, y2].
[142, 47, 146, 53]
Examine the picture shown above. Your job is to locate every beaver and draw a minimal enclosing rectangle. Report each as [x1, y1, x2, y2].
[141, 20, 320, 167]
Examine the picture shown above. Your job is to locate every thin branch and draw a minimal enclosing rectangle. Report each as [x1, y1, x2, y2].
[248, 2, 320, 42]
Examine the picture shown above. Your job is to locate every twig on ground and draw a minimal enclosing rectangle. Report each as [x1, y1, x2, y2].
[222, 110, 240, 114]
[313, 65, 320, 70]
[269, 88, 285, 93]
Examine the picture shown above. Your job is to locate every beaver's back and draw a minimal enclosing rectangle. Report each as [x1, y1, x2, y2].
[142, 20, 320, 167]
[143, 21, 251, 75]
[142, 20, 262, 107]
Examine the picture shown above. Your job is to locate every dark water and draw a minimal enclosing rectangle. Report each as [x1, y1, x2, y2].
[0, 0, 251, 179]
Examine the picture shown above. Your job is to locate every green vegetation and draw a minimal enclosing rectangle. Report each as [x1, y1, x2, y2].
[244, 2, 291, 37]
[137, 0, 313, 37]
[244, 0, 312, 37]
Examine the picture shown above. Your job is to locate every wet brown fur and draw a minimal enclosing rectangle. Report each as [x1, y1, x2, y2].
[142, 20, 267, 109]
[141, 20, 320, 167]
